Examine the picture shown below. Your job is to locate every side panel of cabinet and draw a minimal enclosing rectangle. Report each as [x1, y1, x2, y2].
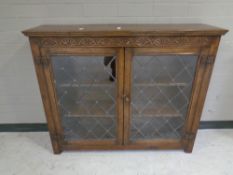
[29, 38, 62, 154]
[183, 37, 221, 152]
[124, 46, 212, 150]
[33, 46, 125, 152]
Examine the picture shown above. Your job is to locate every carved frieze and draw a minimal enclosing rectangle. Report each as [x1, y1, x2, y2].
[31, 36, 211, 48]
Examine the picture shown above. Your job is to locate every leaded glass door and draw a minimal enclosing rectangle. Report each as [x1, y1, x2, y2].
[124, 48, 199, 146]
[41, 48, 124, 147]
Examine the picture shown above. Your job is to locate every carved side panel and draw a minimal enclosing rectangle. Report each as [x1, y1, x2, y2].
[30, 36, 212, 48]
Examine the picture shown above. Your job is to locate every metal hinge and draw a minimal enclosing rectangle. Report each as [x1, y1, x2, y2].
[50, 133, 62, 141]
[202, 56, 214, 66]
[34, 56, 50, 67]
[183, 133, 195, 140]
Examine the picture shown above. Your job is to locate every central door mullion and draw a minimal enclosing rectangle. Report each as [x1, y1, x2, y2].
[123, 48, 133, 145]
[116, 48, 125, 145]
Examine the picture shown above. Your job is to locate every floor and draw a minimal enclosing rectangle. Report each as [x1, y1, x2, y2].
[0, 130, 232, 175]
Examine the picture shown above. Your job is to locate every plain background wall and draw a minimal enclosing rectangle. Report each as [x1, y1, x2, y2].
[0, 0, 232, 123]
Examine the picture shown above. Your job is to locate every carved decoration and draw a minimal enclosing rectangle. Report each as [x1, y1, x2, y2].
[31, 37, 211, 48]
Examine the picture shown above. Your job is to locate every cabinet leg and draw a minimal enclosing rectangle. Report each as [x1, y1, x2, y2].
[184, 140, 195, 153]
[49, 133, 62, 154]
[53, 148, 62, 154]
[184, 147, 193, 153]
[51, 142, 62, 154]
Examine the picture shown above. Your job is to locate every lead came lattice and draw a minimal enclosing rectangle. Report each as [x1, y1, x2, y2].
[52, 55, 117, 141]
[131, 55, 198, 140]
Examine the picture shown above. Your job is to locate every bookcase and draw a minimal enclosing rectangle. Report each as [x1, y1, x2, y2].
[23, 24, 228, 154]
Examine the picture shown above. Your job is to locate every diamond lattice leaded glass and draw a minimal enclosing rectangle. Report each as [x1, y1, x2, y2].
[130, 55, 197, 140]
[51, 55, 117, 141]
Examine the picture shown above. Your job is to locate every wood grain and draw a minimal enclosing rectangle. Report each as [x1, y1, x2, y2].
[22, 24, 228, 37]
[29, 37, 212, 48]
[23, 24, 228, 153]
[29, 39, 62, 154]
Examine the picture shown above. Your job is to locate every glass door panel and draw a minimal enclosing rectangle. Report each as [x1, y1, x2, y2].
[130, 54, 198, 141]
[51, 54, 120, 142]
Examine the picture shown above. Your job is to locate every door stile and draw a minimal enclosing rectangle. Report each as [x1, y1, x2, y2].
[116, 48, 125, 145]
[182, 46, 214, 151]
[183, 38, 221, 152]
[123, 48, 133, 145]
[29, 39, 62, 154]
[181, 47, 209, 152]
[40, 48, 65, 148]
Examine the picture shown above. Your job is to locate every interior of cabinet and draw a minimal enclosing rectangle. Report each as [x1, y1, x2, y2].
[130, 55, 198, 140]
[51, 53, 198, 142]
[51, 55, 118, 141]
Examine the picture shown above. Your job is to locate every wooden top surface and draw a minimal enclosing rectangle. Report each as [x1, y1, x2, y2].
[22, 24, 228, 37]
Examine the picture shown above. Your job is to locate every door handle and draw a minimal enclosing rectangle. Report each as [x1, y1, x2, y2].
[123, 95, 130, 102]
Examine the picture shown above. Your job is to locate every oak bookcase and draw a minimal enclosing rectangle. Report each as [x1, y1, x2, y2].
[23, 24, 228, 154]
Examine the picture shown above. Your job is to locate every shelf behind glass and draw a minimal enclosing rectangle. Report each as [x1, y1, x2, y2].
[59, 99, 183, 118]
[130, 55, 198, 140]
[58, 82, 190, 88]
